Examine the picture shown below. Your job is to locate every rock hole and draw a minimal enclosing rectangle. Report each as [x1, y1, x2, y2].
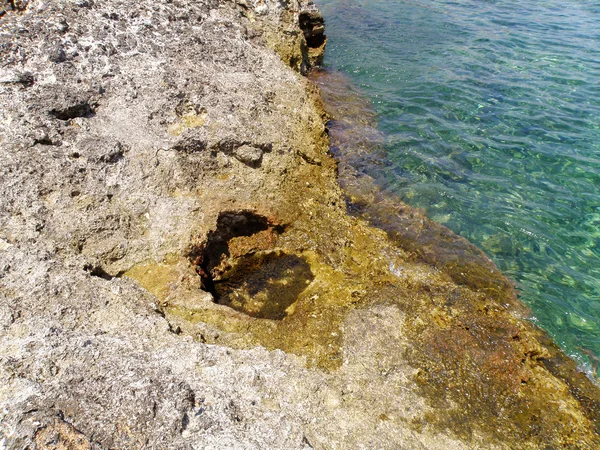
[190, 211, 312, 320]
[83, 264, 113, 280]
[50, 102, 96, 121]
[84, 264, 124, 280]
[16, 71, 34, 87]
[33, 136, 55, 146]
[194, 210, 271, 280]
[299, 11, 326, 49]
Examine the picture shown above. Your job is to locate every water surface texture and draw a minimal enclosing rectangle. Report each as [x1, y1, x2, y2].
[316, 0, 600, 372]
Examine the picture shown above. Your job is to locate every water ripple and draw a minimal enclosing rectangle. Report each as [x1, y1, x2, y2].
[318, 0, 600, 374]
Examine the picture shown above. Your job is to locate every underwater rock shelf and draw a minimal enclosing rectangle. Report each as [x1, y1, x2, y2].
[1, 1, 599, 449]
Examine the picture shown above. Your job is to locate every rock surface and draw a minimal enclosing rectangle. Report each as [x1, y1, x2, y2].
[1, 1, 599, 449]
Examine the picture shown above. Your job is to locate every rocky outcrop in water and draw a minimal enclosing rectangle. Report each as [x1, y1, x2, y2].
[1, 1, 599, 449]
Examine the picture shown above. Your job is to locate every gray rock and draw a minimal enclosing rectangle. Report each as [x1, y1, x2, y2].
[1, 0, 599, 449]
[233, 144, 264, 167]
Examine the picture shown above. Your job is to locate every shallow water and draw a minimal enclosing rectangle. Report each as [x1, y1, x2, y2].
[316, 0, 600, 373]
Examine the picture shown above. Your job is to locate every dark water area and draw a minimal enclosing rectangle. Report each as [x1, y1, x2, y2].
[315, 0, 600, 376]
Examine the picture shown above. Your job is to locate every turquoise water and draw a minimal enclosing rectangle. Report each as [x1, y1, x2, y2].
[316, 0, 600, 372]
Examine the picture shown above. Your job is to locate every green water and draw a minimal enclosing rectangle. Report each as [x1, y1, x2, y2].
[316, 0, 600, 373]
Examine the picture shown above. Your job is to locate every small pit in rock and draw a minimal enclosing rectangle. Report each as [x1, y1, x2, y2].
[83, 264, 115, 280]
[50, 101, 96, 121]
[191, 210, 312, 320]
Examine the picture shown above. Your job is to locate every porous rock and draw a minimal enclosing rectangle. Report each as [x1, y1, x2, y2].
[1, 1, 600, 449]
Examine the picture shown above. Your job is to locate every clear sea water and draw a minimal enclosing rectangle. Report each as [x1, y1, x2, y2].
[315, 0, 600, 373]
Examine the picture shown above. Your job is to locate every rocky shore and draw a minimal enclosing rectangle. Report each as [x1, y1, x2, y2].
[1, 1, 599, 448]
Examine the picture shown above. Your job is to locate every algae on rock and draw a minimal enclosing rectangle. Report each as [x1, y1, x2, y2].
[1, 0, 599, 449]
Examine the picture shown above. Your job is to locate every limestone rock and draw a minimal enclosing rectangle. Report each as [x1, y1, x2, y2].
[233, 144, 264, 167]
[1, 0, 599, 449]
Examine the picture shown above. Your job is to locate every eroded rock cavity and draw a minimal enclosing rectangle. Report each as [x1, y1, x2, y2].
[190, 211, 311, 320]
[298, 10, 326, 68]
[299, 11, 326, 49]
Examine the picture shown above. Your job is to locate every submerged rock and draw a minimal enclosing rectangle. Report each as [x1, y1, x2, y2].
[0, 1, 599, 449]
